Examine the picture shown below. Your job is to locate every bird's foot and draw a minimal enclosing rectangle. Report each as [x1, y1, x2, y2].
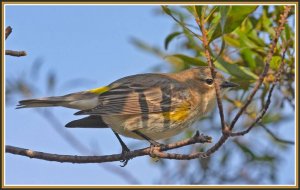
[119, 145, 131, 167]
[149, 141, 167, 159]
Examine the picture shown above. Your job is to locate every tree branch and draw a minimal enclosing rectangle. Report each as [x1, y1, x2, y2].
[198, 7, 226, 131]
[6, 132, 212, 163]
[230, 37, 288, 137]
[5, 26, 12, 39]
[5, 26, 27, 57]
[5, 50, 27, 57]
[229, 5, 292, 131]
[195, 5, 291, 157]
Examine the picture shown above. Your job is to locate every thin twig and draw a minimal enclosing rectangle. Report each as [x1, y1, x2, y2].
[162, 6, 202, 39]
[199, 7, 226, 131]
[5, 26, 27, 57]
[230, 38, 288, 137]
[6, 132, 212, 163]
[5, 26, 12, 39]
[229, 5, 292, 131]
[202, 135, 229, 157]
[230, 83, 276, 136]
[5, 50, 27, 57]
[260, 124, 294, 145]
[39, 110, 140, 184]
[198, 5, 291, 157]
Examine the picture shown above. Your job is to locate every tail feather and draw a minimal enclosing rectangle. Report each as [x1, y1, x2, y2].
[16, 91, 100, 110]
[16, 97, 66, 109]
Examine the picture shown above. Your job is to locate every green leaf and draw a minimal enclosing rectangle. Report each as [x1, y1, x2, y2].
[219, 6, 231, 33]
[194, 5, 202, 18]
[165, 54, 207, 66]
[205, 6, 218, 24]
[210, 5, 258, 42]
[261, 113, 284, 124]
[285, 24, 291, 41]
[270, 56, 282, 70]
[184, 6, 196, 16]
[223, 34, 240, 47]
[207, 12, 221, 40]
[164, 32, 182, 50]
[235, 141, 256, 160]
[130, 37, 165, 58]
[225, 5, 258, 33]
[161, 5, 171, 15]
[240, 49, 257, 69]
[215, 59, 258, 80]
[255, 155, 276, 162]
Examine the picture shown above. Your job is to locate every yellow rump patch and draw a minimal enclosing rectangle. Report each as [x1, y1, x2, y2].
[88, 86, 110, 94]
[162, 101, 190, 121]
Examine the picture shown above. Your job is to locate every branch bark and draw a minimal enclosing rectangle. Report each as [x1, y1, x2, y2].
[6, 132, 212, 163]
[229, 5, 292, 131]
[198, 7, 226, 131]
[5, 50, 27, 57]
[5, 26, 27, 57]
[5, 26, 12, 39]
[196, 5, 292, 157]
[230, 38, 289, 137]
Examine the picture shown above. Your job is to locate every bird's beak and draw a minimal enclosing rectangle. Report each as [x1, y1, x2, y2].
[221, 81, 239, 88]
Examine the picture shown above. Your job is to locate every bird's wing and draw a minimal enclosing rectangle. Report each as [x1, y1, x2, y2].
[65, 116, 109, 128]
[75, 74, 192, 116]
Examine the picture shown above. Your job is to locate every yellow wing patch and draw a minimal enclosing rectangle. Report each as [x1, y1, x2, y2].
[88, 86, 110, 94]
[162, 101, 191, 121]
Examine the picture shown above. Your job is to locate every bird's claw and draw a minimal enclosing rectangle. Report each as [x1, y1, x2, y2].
[149, 142, 166, 158]
[119, 147, 131, 167]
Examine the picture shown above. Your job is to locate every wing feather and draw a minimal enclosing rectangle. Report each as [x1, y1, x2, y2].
[75, 74, 191, 116]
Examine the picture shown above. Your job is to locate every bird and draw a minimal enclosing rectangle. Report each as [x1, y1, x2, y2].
[17, 66, 238, 165]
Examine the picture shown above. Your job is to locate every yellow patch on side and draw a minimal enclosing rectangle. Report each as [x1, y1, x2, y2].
[162, 101, 190, 121]
[88, 86, 110, 94]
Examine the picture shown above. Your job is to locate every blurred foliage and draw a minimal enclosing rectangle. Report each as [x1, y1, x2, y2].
[6, 5, 295, 185]
[131, 5, 295, 184]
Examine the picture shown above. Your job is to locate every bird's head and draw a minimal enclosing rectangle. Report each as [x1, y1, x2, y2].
[180, 66, 239, 95]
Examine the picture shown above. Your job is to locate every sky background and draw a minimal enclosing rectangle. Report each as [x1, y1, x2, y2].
[4, 5, 295, 185]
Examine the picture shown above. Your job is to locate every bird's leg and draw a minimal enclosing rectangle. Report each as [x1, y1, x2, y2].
[112, 130, 131, 167]
[133, 130, 167, 158]
[133, 130, 162, 146]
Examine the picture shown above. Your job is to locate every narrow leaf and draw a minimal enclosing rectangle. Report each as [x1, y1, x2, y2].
[165, 54, 207, 66]
[215, 59, 258, 80]
[164, 32, 182, 50]
[210, 6, 258, 42]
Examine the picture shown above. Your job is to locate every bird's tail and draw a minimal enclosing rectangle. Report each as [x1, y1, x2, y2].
[16, 86, 109, 110]
[16, 96, 67, 109]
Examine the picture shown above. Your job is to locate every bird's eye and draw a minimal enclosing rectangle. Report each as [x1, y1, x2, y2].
[205, 79, 214, 85]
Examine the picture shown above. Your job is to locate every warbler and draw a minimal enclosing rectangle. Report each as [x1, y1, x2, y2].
[17, 66, 237, 160]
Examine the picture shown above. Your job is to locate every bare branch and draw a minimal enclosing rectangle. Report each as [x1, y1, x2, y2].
[203, 135, 229, 157]
[5, 26, 12, 39]
[5, 50, 27, 57]
[6, 132, 212, 163]
[38, 110, 140, 183]
[5, 26, 27, 57]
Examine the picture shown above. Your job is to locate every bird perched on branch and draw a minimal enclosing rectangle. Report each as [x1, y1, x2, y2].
[17, 66, 238, 165]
